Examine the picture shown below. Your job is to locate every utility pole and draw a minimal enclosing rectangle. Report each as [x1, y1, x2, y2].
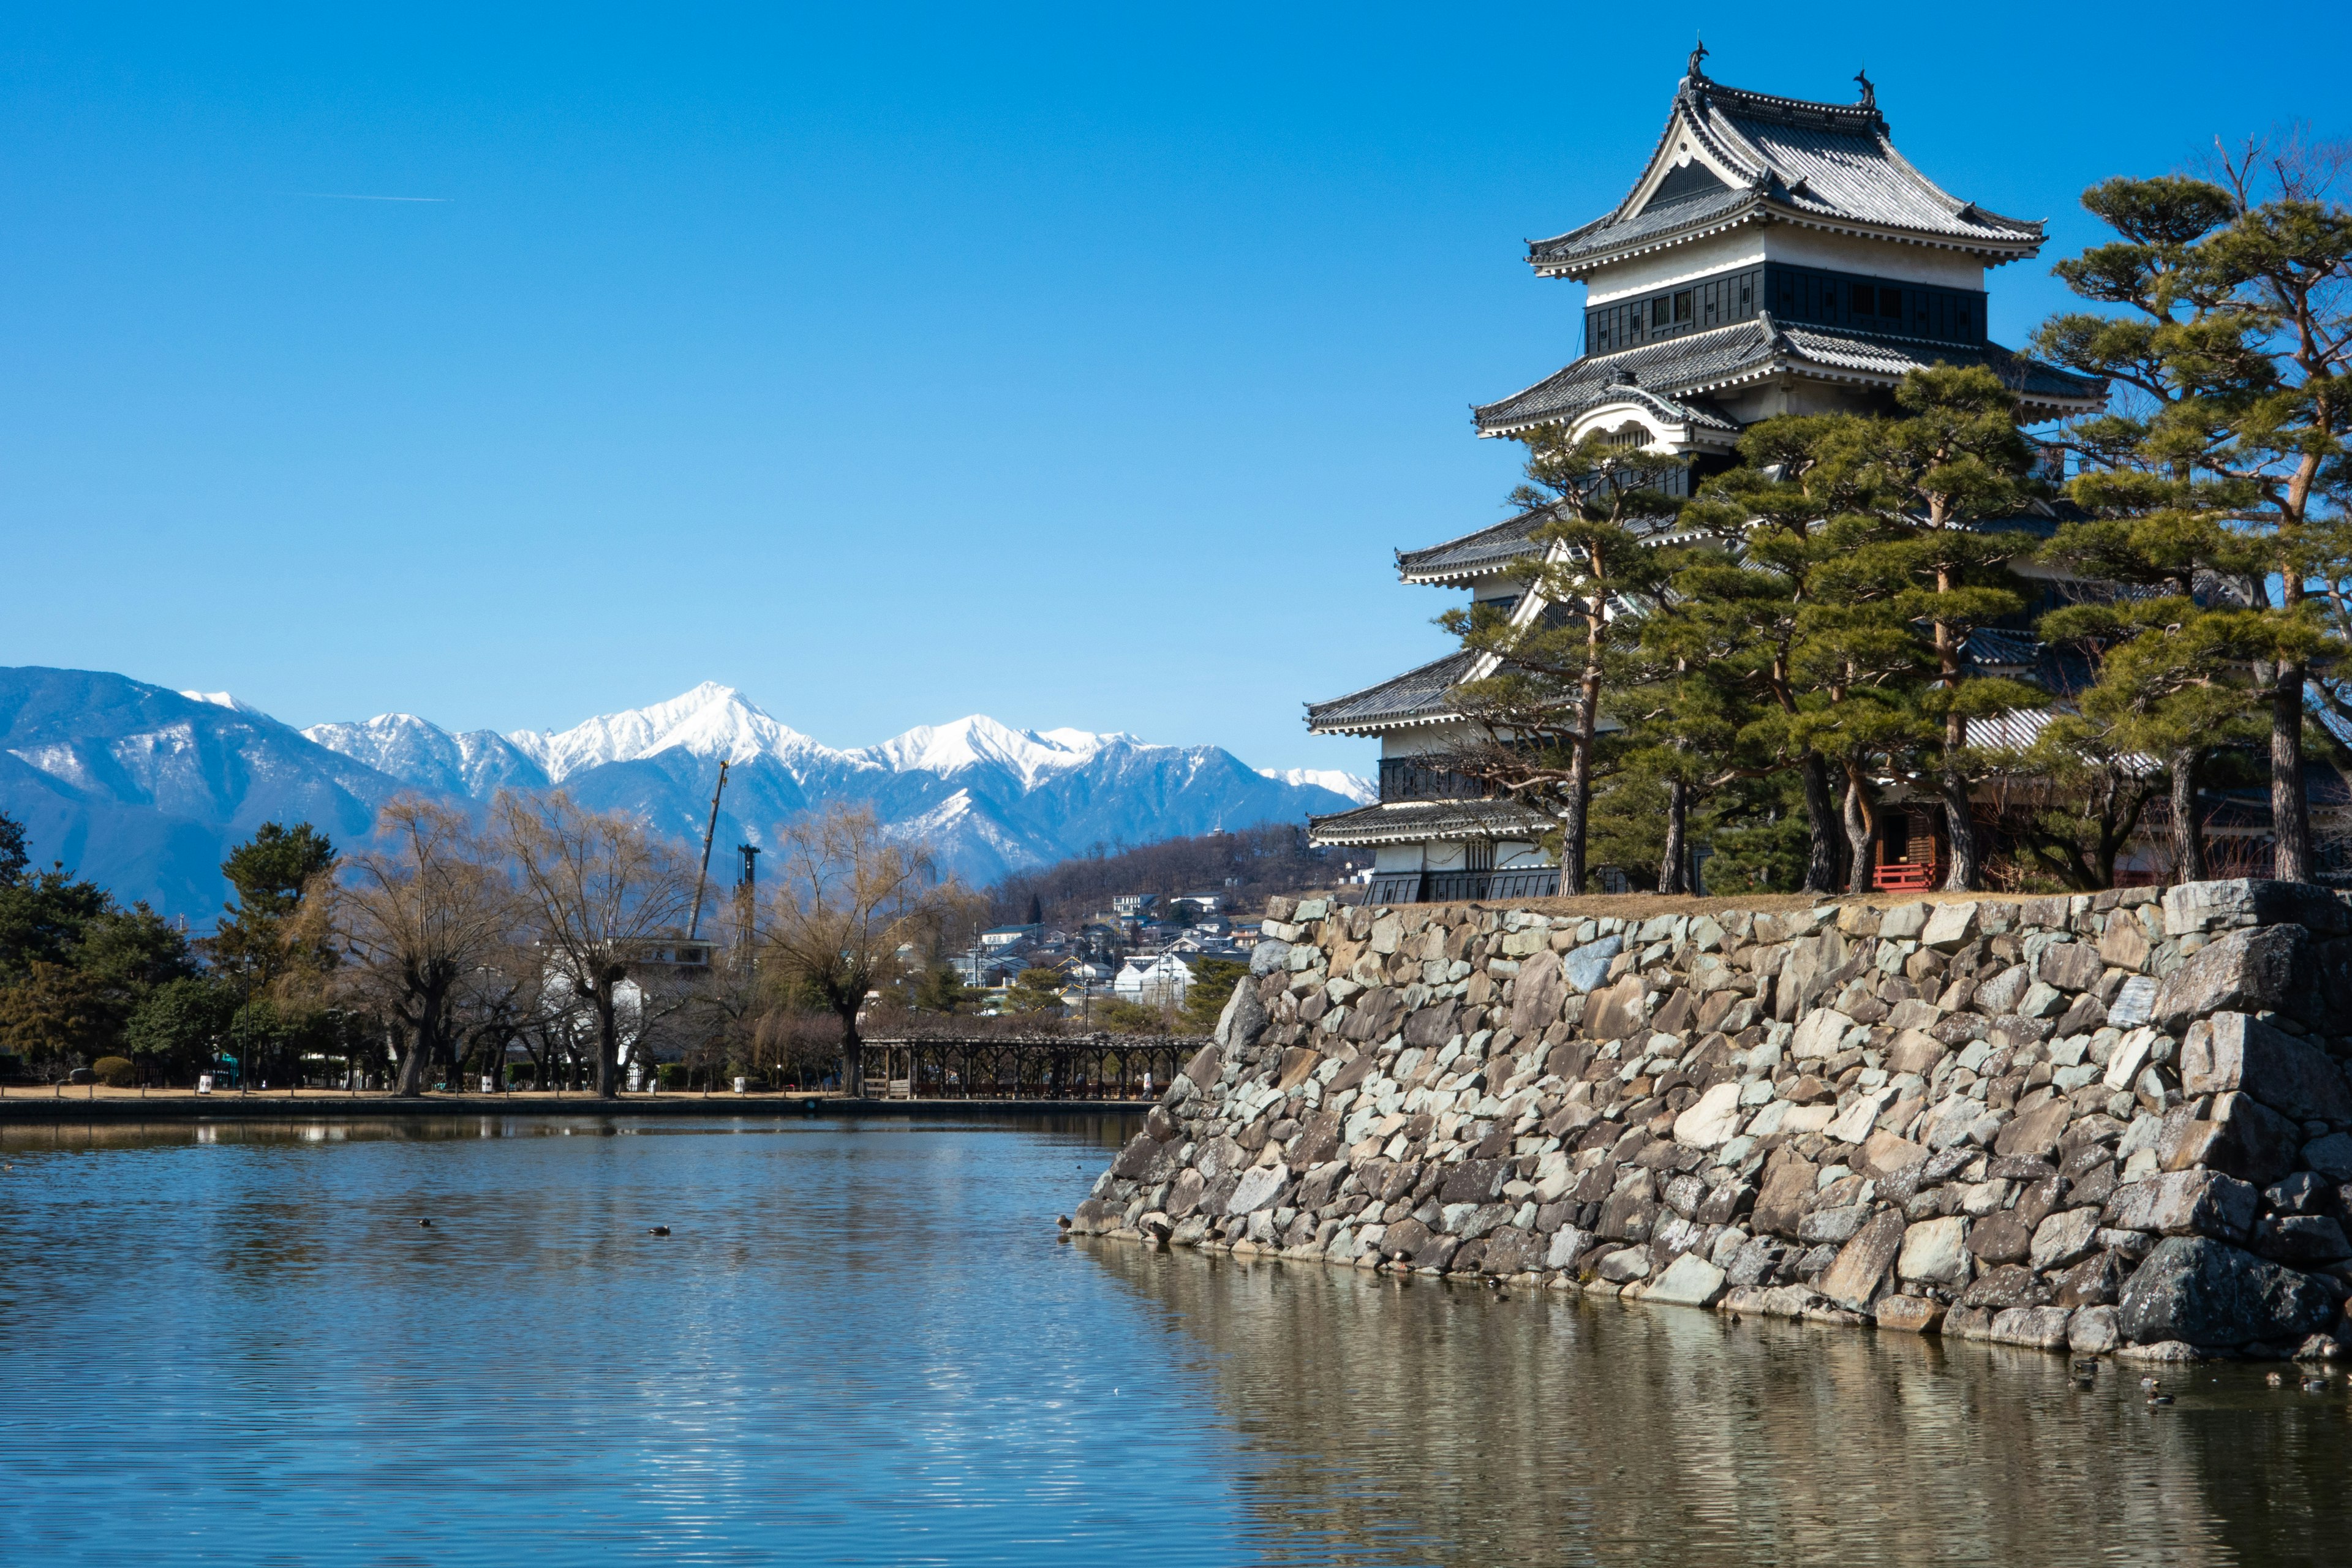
[687, 760, 730, 943]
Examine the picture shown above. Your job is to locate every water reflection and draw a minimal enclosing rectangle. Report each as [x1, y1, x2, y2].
[2, 1117, 2342, 1567]
[1084, 1240, 2352, 1567]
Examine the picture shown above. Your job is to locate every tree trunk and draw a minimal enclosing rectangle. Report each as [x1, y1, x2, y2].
[1657, 777, 1689, 895]
[1558, 654, 1603, 896]
[1799, 754, 1840, 893]
[593, 990, 620, 1099]
[1938, 704, 1981, 891]
[2272, 660, 2312, 882]
[2169, 747, 2207, 884]
[393, 1018, 431, 1097]
[839, 1005, 865, 1098]
[1939, 761, 1980, 892]
[1842, 772, 1876, 897]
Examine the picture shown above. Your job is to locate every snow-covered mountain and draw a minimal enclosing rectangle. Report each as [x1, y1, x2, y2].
[1, 668, 1370, 920]
[1258, 766, 1377, 805]
[316, 682, 1370, 888]
[301, 714, 551, 797]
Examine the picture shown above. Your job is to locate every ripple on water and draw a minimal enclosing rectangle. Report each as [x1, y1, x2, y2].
[1, 1116, 2346, 1566]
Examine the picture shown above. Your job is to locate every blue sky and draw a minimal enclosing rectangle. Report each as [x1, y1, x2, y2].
[4, 5, 2345, 776]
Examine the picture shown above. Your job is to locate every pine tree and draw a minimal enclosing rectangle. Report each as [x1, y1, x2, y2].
[1671, 417, 1889, 892]
[2036, 152, 2352, 880]
[1439, 426, 1684, 894]
[1826, 365, 2052, 890]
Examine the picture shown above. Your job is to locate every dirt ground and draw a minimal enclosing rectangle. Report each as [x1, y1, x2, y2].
[1297, 886, 2019, 923]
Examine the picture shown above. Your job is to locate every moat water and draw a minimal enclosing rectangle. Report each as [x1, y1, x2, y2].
[2, 1113, 2348, 1566]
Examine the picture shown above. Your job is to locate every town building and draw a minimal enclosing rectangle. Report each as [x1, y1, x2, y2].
[1305, 53, 2105, 903]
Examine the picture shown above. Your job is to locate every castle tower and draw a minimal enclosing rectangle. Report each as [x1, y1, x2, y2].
[1306, 58, 2105, 905]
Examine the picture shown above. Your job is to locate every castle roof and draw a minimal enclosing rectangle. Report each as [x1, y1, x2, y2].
[1395, 509, 1554, 585]
[1306, 796, 1556, 848]
[1474, 316, 2107, 437]
[1529, 68, 2046, 278]
[1305, 650, 1479, 735]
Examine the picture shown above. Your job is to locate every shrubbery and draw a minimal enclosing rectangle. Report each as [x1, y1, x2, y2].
[92, 1055, 137, 1087]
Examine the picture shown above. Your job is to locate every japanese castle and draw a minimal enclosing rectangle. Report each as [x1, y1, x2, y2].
[1304, 53, 2105, 905]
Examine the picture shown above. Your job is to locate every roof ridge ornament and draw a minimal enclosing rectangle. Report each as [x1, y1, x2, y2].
[1854, 66, 1875, 109]
[1685, 35, 1708, 85]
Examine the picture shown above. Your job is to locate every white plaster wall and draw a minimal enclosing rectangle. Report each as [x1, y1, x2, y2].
[1583, 223, 1988, 306]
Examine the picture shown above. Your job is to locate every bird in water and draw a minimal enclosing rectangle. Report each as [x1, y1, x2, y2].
[2304, 1374, 2329, 1393]
[2146, 1380, 2173, 1406]
[417, 1218, 433, 1228]
[2071, 1359, 2098, 1378]
[649, 1226, 671, 1236]
[2267, 1371, 2286, 1388]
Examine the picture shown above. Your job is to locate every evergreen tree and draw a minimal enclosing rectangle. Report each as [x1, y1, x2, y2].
[1440, 425, 1685, 892]
[1826, 365, 2052, 889]
[1667, 421, 1882, 892]
[0, 810, 26, 887]
[2035, 153, 2352, 880]
[207, 821, 338, 995]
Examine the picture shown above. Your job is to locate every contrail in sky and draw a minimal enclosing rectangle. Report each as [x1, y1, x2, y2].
[288, 192, 450, 202]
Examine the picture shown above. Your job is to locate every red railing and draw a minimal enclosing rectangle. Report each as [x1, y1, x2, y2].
[1873, 861, 1936, 892]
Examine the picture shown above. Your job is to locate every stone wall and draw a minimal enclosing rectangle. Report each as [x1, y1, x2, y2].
[1070, 880, 2352, 1360]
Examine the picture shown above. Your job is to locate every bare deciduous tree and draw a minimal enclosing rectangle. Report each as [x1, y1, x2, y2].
[334, 798, 514, 1098]
[761, 804, 972, 1098]
[495, 791, 698, 1100]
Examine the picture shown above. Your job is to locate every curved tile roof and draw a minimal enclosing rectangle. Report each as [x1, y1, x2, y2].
[1396, 510, 1551, 583]
[1307, 796, 1556, 847]
[1474, 318, 2106, 435]
[1305, 650, 1479, 734]
[1529, 74, 2044, 275]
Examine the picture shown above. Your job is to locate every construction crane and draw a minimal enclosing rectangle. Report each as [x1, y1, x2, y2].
[687, 760, 729, 943]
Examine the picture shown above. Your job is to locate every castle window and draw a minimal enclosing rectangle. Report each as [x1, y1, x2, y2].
[1673, 290, 1694, 323]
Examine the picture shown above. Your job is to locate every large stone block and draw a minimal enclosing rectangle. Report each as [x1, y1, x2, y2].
[2188, 1092, 2304, 1188]
[2117, 1236, 2339, 1348]
[2180, 1012, 2352, 1123]
[1509, 949, 1566, 1038]
[1818, 1208, 1907, 1310]
[1561, 935, 1624, 994]
[1790, 1006, 1853, 1061]
[2036, 941, 2106, 993]
[1825, 1086, 1899, 1146]
[1439, 1158, 1509, 1205]
[1673, 1082, 1746, 1149]
[1921, 902, 1980, 949]
[1898, 1216, 1970, 1286]
[2029, 1207, 2103, 1273]
[1875, 1294, 1946, 1333]
[2104, 1169, 2260, 1241]
[1967, 1212, 2032, 1264]
[1584, 974, 1649, 1042]
[2155, 925, 2318, 1030]
[1989, 1306, 2075, 1348]
[1216, 980, 1270, 1051]
[2162, 878, 2348, 938]
[1646, 1251, 1730, 1308]
[1993, 1097, 2070, 1161]
[1227, 1164, 1291, 1215]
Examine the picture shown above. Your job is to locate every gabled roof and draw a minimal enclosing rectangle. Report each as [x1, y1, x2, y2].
[1474, 317, 2106, 436]
[1396, 509, 1552, 584]
[1528, 68, 2046, 277]
[1308, 796, 1556, 848]
[1305, 650, 1479, 734]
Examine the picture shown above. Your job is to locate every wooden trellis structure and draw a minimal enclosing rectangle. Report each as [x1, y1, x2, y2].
[858, 1034, 1201, 1101]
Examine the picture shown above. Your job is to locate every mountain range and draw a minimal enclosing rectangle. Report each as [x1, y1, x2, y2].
[0, 667, 1371, 922]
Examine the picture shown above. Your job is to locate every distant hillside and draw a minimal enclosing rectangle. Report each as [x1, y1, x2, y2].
[1, 667, 1372, 921]
[984, 821, 1365, 927]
